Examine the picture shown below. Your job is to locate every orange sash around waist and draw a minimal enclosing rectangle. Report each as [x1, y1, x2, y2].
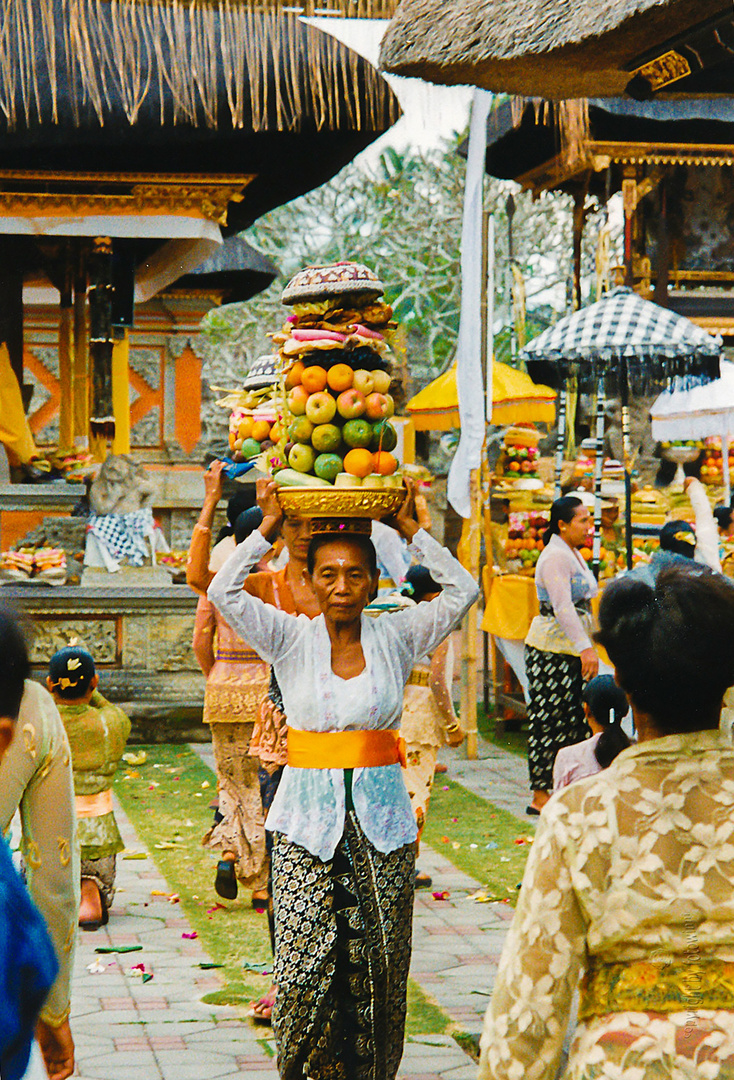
[286, 727, 406, 769]
[75, 789, 114, 818]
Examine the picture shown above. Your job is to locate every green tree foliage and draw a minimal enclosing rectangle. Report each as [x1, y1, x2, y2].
[201, 136, 616, 395]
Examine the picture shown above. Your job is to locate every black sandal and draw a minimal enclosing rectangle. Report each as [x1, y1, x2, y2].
[215, 860, 238, 900]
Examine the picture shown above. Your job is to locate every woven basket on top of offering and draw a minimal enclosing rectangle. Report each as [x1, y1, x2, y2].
[241, 260, 408, 523]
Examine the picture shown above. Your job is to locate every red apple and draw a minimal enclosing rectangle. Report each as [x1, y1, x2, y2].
[364, 392, 390, 421]
[371, 369, 392, 394]
[337, 388, 367, 419]
[305, 390, 337, 425]
[287, 385, 309, 416]
[352, 369, 375, 396]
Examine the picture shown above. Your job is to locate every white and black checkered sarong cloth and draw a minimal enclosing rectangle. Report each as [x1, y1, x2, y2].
[87, 508, 156, 567]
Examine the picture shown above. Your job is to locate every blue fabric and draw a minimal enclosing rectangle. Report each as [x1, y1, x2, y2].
[219, 457, 256, 480]
[0, 836, 58, 1080]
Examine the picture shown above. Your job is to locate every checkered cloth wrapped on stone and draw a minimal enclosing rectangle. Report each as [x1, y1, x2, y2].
[87, 508, 157, 567]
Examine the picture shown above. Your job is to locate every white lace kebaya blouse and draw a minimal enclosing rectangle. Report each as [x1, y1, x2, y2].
[208, 527, 478, 861]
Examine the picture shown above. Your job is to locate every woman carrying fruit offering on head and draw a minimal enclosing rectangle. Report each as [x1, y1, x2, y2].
[525, 496, 598, 815]
[208, 478, 478, 1080]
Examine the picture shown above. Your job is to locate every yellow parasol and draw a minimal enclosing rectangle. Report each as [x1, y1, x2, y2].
[406, 360, 556, 430]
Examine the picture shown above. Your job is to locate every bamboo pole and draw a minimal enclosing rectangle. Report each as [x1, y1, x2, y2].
[57, 289, 74, 452]
[72, 246, 89, 449]
[459, 468, 482, 759]
[591, 377, 606, 581]
[111, 328, 131, 455]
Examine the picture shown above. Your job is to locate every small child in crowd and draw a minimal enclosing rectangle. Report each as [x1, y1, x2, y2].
[553, 674, 630, 791]
[47, 646, 131, 930]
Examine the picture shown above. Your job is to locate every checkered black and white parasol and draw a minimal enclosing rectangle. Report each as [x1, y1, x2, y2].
[522, 287, 721, 394]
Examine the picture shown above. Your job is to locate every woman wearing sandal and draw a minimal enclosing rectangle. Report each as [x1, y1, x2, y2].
[208, 478, 478, 1080]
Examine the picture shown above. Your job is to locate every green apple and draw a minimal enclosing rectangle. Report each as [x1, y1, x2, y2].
[352, 369, 375, 396]
[342, 418, 373, 449]
[288, 443, 316, 473]
[240, 437, 262, 459]
[311, 423, 342, 453]
[288, 416, 315, 444]
[370, 420, 398, 452]
[305, 390, 337, 425]
[314, 453, 343, 482]
[371, 369, 392, 394]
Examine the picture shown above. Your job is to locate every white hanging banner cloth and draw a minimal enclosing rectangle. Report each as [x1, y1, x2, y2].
[447, 87, 492, 518]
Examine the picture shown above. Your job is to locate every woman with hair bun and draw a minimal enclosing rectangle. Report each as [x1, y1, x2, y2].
[552, 674, 629, 790]
[524, 496, 598, 814]
[480, 564, 734, 1080]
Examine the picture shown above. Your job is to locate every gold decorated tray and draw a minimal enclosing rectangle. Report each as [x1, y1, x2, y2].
[276, 484, 406, 520]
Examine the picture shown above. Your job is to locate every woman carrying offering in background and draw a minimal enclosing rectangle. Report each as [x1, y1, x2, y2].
[553, 674, 629, 791]
[208, 478, 478, 1080]
[525, 496, 598, 814]
[480, 564, 734, 1080]
[399, 565, 463, 888]
[189, 461, 319, 1018]
[189, 473, 271, 903]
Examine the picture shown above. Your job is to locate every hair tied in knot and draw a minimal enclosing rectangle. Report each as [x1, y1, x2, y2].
[673, 531, 696, 548]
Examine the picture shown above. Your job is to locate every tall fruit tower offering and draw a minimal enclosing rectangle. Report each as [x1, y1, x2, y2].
[267, 262, 401, 489]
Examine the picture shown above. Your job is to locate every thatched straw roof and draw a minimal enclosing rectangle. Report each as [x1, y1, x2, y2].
[379, 0, 725, 98]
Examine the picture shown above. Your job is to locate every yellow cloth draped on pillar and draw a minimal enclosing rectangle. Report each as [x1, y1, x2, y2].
[481, 571, 538, 639]
[0, 343, 38, 466]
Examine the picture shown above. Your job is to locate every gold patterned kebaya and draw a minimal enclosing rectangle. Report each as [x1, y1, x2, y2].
[480, 730, 734, 1080]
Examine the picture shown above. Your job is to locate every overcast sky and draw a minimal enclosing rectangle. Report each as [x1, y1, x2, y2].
[303, 18, 473, 162]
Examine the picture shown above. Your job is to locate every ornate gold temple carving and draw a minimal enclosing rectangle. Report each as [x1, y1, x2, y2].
[0, 171, 254, 225]
[630, 51, 692, 92]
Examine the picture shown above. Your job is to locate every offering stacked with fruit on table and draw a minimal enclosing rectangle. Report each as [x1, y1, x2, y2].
[261, 261, 403, 489]
[495, 427, 541, 483]
[503, 512, 548, 575]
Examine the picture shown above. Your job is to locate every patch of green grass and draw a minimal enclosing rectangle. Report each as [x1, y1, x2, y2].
[423, 779, 533, 905]
[114, 743, 272, 1007]
[477, 704, 528, 758]
[405, 980, 451, 1036]
[114, 743, 453, 1034]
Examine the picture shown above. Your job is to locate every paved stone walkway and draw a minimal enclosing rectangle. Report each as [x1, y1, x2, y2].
[67, 742, 528, 1078]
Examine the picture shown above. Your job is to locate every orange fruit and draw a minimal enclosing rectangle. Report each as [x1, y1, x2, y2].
[579, 546, 592, 562]
[228, 430, 237, 450]
[301, 366, 328, 394]
[343, 448, 374, 478]
[373, 451, 398, 475]
[326, 364, 353, 393]
[285, 361, 304, 389]
[270, 422, 283, 443]
[251, 419, 271, 442]
[237, 416, 254, 440]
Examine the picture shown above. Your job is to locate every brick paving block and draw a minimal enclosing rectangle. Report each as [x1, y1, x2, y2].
[136, 999, 171, 1010]
[100, 997, 138, 1010]
[150, 1036, 187, 1050]
[114, 1037, 150, 1051]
